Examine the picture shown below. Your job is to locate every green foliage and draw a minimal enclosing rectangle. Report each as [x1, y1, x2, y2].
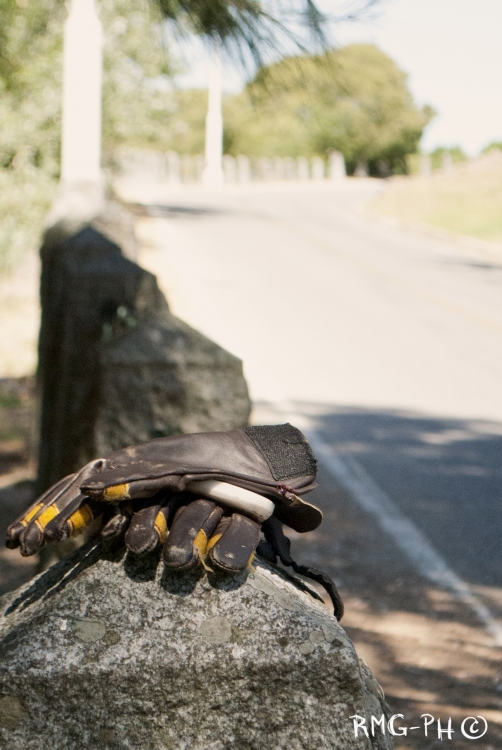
[154, 0, 329, 65]
[0, 0, 64, 175]
[482, 141, 502, 154]
[223, 44, 433, 175]
[0, 0, 64, 270]
[429, 145, 466, 170]
[100, 0, 177, 159]
[0, 0, 176, 270]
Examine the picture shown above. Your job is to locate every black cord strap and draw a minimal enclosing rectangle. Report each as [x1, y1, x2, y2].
[261, 517, 344, 621]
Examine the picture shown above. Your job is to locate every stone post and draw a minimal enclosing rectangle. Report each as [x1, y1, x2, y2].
[36, 219, 250, 491]
[0, 544, 393, 749]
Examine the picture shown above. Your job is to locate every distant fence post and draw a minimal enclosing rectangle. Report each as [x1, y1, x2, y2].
[311, 156, 325, 181]
[284, 157, 296, 180]
[256, 157, 273, 181]
[272, 157, 285, 181]
[297, 156, 310, 180]
[420, 154, 431, 177]
[223, 154, 237, 183]
[354, 161, 369, 177]
[195, 155, 204, 182]
[166, 151, 181, 184]
[328, 151, 346, 181]
[441, 152, 453, 174]
[235, 155, 250, 183]
[115, 148, 357, 186]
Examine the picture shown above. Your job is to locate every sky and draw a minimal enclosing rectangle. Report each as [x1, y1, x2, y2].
[174, 0, 502, 156]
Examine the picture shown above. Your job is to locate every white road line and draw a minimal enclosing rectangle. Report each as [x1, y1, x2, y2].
[276, 405, 502, 648]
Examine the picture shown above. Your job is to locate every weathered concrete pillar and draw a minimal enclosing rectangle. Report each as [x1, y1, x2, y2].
[0, 543, 393, 749]
[60, 0, 102, 186]
[37, 221, 164, 490]
[36, 201, 251, 491]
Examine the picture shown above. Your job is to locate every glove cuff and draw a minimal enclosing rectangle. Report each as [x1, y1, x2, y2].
[245, 424, 317, 481]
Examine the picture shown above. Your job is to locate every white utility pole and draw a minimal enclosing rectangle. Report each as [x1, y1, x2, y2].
[60, 0, 103, 185]
[202, 45, 224, 187]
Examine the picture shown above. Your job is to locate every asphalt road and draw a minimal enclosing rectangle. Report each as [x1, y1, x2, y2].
[130, 179, 502, 633]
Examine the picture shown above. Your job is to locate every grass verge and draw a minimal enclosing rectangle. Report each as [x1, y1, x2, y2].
[371, 151, 502, 247]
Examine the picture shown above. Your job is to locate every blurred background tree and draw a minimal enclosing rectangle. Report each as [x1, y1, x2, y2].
[0, 0, 179, 269]
[0, 0, 341, 268]
[222, 44, 433, 175]
[481, 141, 502, 154]
[0, 0, 64, 269]
[429, 145, 466, 170]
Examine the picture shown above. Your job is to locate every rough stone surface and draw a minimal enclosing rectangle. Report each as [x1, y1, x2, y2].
[37, 223, 167, 490]
[37, 197, 251, 490]
[97, 312, 252, 454]
[0, 544, 392, 750]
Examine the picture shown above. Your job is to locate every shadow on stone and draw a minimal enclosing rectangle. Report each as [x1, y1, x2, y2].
[206, 568, 249, 592]
[123, 549, 161, 583]
[159, 564, 204, 597]
[3, 540, 125, 616]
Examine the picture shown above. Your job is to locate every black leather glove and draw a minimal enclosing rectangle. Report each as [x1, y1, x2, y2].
[6, 424, 343, 618]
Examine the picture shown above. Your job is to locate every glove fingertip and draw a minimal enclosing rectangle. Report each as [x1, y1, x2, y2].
[207, 514, 260, 573]
[5, 522, 24, 549]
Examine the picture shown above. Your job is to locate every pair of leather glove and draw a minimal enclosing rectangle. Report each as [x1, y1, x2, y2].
[6, 424, 343, 619]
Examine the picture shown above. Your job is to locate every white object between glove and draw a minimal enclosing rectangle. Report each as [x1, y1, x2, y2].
[187, 480, 275, 523]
